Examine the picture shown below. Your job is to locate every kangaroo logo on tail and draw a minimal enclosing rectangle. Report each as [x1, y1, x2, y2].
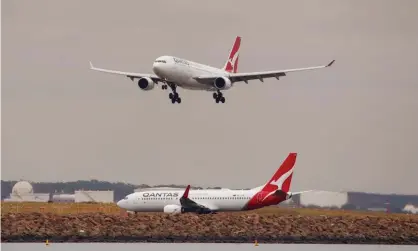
[260, 153, 297, 201]
[223, 36, 241, 73]
[244, 153, 298, 209]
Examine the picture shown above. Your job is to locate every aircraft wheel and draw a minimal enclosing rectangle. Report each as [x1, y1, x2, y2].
[220, 97, 225, 103]
[177, 97, 182, 104]
[174, 92, 179, 99]
[215, 98, 220, 103]
[169, 93, 173, 99]
[213, 93, 218, 99]
[171, 97, 176, 104]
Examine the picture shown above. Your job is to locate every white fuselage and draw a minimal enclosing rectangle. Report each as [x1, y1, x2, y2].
[152, 56, 228, 91]
[117, 188, 258, 212]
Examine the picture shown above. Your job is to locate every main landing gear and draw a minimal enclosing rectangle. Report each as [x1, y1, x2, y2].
[213, 91, 226, 104]
[167, 83, 181, 104]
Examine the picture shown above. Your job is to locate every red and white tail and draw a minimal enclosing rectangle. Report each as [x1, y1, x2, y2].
[223, 36, 241, 73]
[256, 153, 297, 193]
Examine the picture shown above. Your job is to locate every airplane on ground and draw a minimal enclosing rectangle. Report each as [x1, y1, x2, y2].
[116, 152, 313, 214]
[89, 36, 335, 104]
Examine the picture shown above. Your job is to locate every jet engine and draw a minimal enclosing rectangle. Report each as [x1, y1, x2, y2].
[163, 204, 184, 214]
[213, 77, 232, 90]
[137, 77, 155, 90]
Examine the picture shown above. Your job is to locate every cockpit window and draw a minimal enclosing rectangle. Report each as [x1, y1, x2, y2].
[154, 60, 167, 63]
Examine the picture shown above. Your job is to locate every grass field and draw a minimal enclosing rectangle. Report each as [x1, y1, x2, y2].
[1, 202, 417, 218]
[1, 202, 123, 215]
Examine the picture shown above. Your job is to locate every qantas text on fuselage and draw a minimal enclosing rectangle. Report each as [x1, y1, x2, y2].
[116, 153, 313, 214]
[89, 36, 335, 104]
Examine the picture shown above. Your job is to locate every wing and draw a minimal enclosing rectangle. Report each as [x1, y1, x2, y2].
[89, 62, 163, 82]
[179, 185, 216, 213]
[195, 60, 335, 84]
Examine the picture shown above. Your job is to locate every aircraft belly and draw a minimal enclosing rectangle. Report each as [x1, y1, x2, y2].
[172, 65, 213, 91]
[182, 78, 210, 90]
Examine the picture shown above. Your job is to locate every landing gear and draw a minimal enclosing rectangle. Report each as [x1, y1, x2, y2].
[168, 84, 181, 104]
[161, 84, 168, 90]
[169, 92, 181, 104]
[213, 91, 226, 104]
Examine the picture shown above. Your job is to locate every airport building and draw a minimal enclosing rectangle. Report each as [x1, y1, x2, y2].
[74, 190, 114, 203]
[403, 204, 418, 214]
[52, 190, 114, 203]
[4, 181, 50, 202]
[51, 193, 76, 202]
[3, 181, 114, 203]
[298, 191, 349, 208]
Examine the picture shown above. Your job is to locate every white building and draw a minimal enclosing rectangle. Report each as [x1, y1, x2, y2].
[403, 204, 418, 214]
[74, 190, 114, 203]
[299, 191, 348, 208]
[4, 181, 50, 202]
[51, 194, 76, 202]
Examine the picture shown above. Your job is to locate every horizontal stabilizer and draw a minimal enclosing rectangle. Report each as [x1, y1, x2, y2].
[291, 190, 315, 196]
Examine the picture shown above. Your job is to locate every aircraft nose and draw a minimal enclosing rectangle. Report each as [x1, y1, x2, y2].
[152, 62, 160, 74]
[116, 199, 124, 208]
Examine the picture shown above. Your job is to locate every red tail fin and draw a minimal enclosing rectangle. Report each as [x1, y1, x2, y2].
[223, 36, 241, 73]
[261, 153, 297, 193]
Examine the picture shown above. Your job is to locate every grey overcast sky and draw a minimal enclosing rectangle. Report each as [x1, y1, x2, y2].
[2, 0, 418, 194]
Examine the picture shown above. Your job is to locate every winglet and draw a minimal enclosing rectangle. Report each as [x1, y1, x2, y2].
[89, 61, 94, 69]
[182, 185, 190, 199]
[326, 60, 335, 67]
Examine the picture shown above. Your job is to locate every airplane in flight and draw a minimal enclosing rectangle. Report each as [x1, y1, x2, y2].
[116, 152, 313, 214]
[89, 36, 335, 104]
